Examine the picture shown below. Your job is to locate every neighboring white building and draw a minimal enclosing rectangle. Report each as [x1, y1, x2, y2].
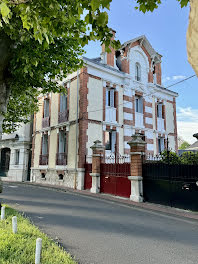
[0, 122, 32, 182]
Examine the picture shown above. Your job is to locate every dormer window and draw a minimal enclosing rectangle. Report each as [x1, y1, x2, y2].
[135, 63, 141, 82]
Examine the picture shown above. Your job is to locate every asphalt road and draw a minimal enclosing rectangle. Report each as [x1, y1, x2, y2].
[1, 182, 198, 264]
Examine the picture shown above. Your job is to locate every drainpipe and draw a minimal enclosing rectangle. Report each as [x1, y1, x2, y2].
[74, 69, 79, 189]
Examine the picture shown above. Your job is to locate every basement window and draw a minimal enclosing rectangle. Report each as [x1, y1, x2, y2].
[59, 174, 64, 180]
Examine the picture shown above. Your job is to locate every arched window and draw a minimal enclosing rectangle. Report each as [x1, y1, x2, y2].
[135, 63, 141, 81]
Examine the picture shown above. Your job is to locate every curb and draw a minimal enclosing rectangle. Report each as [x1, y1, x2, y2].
[3, 181, 198, 221]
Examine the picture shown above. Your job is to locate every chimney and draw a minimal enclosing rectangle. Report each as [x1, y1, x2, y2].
[101, 29, 116, 67]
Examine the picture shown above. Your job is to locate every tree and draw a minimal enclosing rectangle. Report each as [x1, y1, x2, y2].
[179, 141, 190, 150]
[0, 0, 190, 136]
[0, 0, 120, 135]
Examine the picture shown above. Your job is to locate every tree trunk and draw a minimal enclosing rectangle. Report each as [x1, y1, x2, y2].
[0, 82, 10, 138]
[0, 32, 12, 139]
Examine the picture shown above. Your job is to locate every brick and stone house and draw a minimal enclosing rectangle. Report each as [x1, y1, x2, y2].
[0, 122, 32, 181]
[31, 31, 178, 189]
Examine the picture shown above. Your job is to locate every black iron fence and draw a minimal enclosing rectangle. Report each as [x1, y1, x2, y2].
[143, 156, 198, 211]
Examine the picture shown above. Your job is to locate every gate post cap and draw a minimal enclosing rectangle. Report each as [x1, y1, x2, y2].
[127, 133, 146, 146]
[91, 140, 105, 150]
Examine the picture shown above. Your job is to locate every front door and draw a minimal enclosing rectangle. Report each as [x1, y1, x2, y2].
[1, 148, 11, 173]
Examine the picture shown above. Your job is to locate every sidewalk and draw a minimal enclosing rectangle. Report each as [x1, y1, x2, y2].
[5, 181, 198, 221]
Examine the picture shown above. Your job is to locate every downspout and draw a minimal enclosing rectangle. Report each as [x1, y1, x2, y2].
[74, 69, 79, 189]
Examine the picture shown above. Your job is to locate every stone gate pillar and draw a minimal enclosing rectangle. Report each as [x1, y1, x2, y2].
[90, 140, 104, 194]
[127, 134, 146, 202]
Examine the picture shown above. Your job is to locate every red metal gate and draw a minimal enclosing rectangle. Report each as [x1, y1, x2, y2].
[100, 162, 131, 198]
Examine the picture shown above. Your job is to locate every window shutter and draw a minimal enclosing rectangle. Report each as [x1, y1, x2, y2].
[111, 131, 116, 153]
[110, 89, 114, 107]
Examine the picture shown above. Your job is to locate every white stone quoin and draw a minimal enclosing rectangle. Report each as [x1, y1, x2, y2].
[90, 173, 100, 193]
[77, 168, 85, 190]
[128, 176, 143, 203]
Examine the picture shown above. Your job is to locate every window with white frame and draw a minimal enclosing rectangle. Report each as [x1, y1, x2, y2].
[135, 96, 143, 113]
[15, 149, 20, 165]
[60, 94, 67, 113]
[104, 131, 116, 152]
[59, 131, 66, 153]
[157, 103, 163, 118]
[106, 88, 115, 107]
[158, 137, 165, 153]
[135, 63, 141, 82]
[42, 134, 48, 155]
[44, 99, 49, 118]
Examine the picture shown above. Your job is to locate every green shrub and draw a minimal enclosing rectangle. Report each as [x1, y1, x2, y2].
[160, 150, 181, 164]
[180, 151, 198, 165]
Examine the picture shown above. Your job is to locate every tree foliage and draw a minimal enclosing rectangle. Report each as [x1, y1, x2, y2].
[0, 0, 120, 132]
[160, 150, 198, 165]
[179, 141, 190, 150]
[135, 0, 189, 13]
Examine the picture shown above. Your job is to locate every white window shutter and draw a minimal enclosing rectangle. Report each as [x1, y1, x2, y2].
[110, 89, 114, 107]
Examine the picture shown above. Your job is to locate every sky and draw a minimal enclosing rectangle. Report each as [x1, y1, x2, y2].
[84, 0, 198, 144]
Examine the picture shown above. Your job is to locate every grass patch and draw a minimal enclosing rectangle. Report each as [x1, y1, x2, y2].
[0, 206, 76, 264]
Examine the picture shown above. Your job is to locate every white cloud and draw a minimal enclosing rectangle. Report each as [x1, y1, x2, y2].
[177, 107, 198, 122]
[162, 75, 186, 84]
[177, 107, 198, 144]
[172, 75, 186, 81]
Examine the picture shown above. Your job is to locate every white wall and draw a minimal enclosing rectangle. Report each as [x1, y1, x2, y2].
[87, 123, 102, 156]
[166, 102, 174, 133]
[87, 77, 103, 121]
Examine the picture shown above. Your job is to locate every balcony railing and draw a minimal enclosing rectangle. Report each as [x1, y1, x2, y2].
[135, 112, 144, 128]
[39, 154, 48, 165]
[58, 110, 69, 124]
[42, 117, 50, 128]
[157, 118, 165, 132]
[56, 153, 67, 165]
[105, 106, 116, 123]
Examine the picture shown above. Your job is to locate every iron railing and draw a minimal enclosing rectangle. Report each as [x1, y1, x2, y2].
[42, 117, 50, 128]
[58, 110, 69, 123]
[56, 153, 67, 165]
[39, 154, 48, 165]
